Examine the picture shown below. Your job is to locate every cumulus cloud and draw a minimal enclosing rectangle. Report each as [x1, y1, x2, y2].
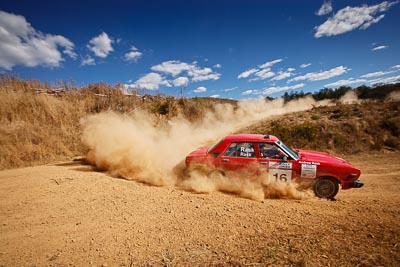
[316, 0, 333, 16]
[0, 10, 76, 70]
[271, 68, 295, 81]
[324, 78, 367, 88]
[314, 1, 399, 38]
[371, 45, 388, 51]
[261, 83, 305, 95]
[87, 32, 114, 58]
[360, 70, 395, 78]
[124, 46, 143, 62]
[210, 94, 220, 98]
[151, 60, 193, 76]
[214, 63, 222, 68]
[194, 86, 207, 93]
[392, 65, 400, 69]
[238, 59, 283, 81]
[238, 68, 258, 79]
[188, 67, 220, 82]
[250, 68, 275, 81]
[288, 66, 350, 83]
[134, 72, 171, 90]
[300, 63, 311, 68]
[224, 86, 238, 92]
[259, 59, 283, 69]
[81, 55, 95, 66]
[369, 74, 400, 84]
[151, 60, 220, 82]
[241, 89, 255, 95]
[172, 76, 189, 87]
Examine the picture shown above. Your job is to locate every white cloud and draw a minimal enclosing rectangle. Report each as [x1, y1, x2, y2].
[238, 59, 283, 81]
[192, 73, 220, 82]
[259, 59, 283, 69]
[81, 55, 95, 66]
[369, 74, 400, 84]
[151, 60, 193, 76]
[134, 72, 170, 90]
[360, 70, 395, 78]
[210, 94, 220, 98]
[224, 86, 238, 92]
[194, 86, 207, 93]
[0, 11, 76, 70]
[316, 1, 333, 16]
[250, 68, 275, 81]
[271, 68, 295, 81]
[288, 66, 350, 82]
[392, 65, 400, 69]
[300, 63, 311, 68]
[151, 60, 220, 82]
[214, 63, 222, 68]
[314, 1, 399, 38]
[324, 78, 367, 88]
[371, 45, 388, 51]
[87, 32, 113, 58]
[238, 68, 258, 79]
[241, 90, 255, 95]
[188, 67, 221, 82]
[124, 46, 143, 62]
[262, 83, 305, 95]
[172, 76, 189, 87]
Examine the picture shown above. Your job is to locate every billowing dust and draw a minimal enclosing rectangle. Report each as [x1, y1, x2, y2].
[81, 97, 324, 200]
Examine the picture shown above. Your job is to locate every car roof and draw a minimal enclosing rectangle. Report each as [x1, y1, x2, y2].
[224, 134, 279, 142]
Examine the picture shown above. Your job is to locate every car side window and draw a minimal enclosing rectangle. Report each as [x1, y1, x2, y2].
[224, 142, 255, 158]
[259, 143, 282, 159]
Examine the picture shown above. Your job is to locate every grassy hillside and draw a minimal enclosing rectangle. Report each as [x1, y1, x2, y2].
[0, 75, 235, 170]
[1, 75, 399, 170]
[241, 101, 400, 154]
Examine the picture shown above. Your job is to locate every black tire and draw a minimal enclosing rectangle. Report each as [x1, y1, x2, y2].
[313, 177, 339, 199]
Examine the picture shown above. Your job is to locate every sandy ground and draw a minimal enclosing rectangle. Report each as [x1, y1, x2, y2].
[0, 152, 399, 266]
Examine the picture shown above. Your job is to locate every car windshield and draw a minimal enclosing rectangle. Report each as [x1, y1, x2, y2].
[206, 138, 224, 154]
[276, 140, 299, 160]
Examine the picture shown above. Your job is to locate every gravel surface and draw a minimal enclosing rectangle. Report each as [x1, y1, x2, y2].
[1, 152, 399, 266]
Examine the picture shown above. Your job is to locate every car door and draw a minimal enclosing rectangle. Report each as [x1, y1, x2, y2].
[218, 142, 260, 176]
[257, 142, 295, 185]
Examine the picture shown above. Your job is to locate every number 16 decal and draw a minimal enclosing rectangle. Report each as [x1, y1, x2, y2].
[269, 170, 292, 183]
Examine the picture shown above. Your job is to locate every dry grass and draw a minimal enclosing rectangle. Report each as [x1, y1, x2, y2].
[1, 75, 399, 170]
[0, 75, 235, 170]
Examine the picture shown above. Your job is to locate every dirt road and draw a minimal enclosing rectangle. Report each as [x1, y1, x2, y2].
[1, 152, 399, 266]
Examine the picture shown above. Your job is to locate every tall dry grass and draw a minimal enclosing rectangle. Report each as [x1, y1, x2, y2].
[0, 75, 236, 170]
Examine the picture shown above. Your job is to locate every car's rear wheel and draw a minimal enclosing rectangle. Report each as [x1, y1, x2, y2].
[313, 177, 339, 200]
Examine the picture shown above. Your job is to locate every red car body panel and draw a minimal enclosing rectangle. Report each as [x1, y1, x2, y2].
[185, 134, 362, 190]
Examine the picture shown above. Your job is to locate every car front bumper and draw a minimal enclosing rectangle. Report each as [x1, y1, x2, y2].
[350, 180, 364, 188]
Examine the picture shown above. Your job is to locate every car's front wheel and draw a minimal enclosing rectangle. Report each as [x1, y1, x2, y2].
[313, 177, 339, 199]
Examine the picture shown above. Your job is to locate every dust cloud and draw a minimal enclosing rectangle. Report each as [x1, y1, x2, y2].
[81, 97, 325, 200]
[339, 90, 360, 104]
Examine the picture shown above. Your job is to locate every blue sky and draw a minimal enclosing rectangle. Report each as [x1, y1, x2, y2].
[0, 0, 399, 99]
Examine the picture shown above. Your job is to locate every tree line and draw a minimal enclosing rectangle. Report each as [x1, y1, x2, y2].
[278, 82, 400, 103]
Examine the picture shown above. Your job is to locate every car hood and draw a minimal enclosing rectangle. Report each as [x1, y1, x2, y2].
[187, 146, 209, 157]
[297, 149, 348, 165]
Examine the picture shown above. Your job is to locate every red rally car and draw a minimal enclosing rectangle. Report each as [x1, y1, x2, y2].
[185, 134, 364, 199]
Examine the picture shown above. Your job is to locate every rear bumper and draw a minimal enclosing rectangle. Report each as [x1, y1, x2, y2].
[350, 180, 364, 188]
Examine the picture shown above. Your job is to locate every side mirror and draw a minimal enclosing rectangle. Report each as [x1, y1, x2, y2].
[212, 152, 220, 158]
[281, 156, 288, 162]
